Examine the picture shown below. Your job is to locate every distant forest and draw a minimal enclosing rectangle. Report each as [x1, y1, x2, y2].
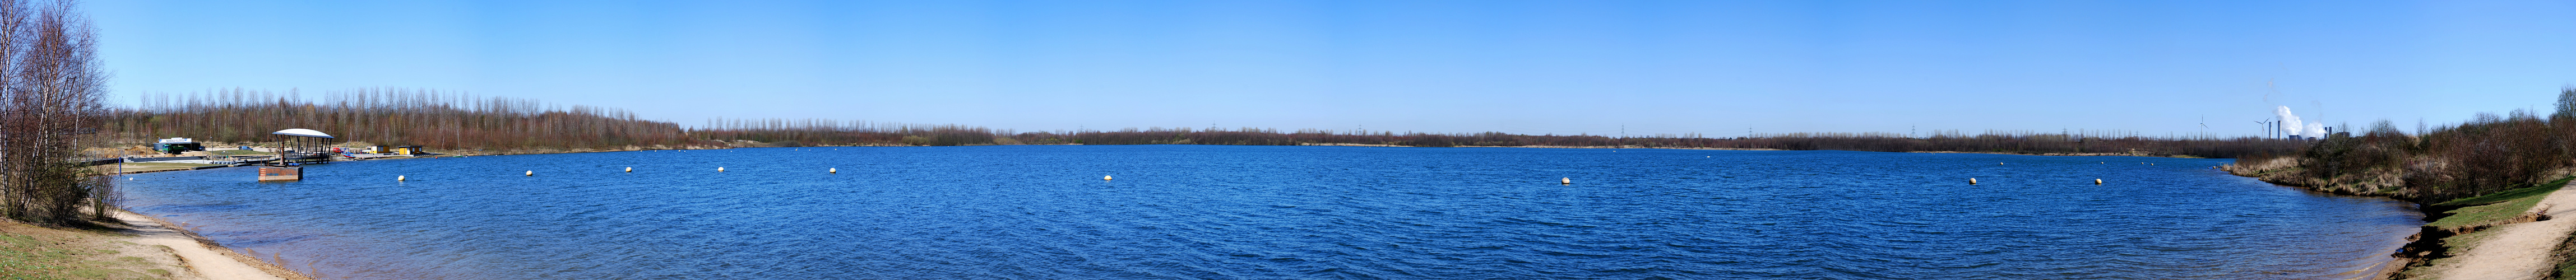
[114, 88, 702, 151]
[698, 120, 2302, 158]
[108, 89, 2304, 158]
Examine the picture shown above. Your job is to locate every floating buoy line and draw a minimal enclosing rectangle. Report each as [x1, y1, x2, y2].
[492, 160, 2147, 188]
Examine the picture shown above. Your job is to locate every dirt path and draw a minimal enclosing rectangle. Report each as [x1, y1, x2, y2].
[2435, 183, 2576, 280]
[110, 209, 290, 280]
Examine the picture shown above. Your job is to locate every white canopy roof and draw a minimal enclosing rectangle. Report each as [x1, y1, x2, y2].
[271, 128, 333, 138]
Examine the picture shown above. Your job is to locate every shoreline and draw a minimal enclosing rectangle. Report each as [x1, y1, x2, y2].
[132, 142, 2207, 161]
[2223, 160, 2575, 279]
[1301, 142, 2218, 157]
[108, 207, 308, 279]
[2223, 162, 2421, 279]
[0, 206, 308, 279]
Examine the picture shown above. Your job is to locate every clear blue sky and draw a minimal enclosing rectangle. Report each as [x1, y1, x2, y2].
[90, 0, 2576, 137]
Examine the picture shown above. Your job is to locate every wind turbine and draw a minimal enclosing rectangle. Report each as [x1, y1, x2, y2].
[2254, 120, 2269, 138]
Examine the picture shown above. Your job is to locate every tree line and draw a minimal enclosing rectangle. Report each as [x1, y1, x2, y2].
[696, 123, 2301, 159]
[107, 88, 2314, 162]
[114, 88, 707, 151]
[2241, 87, 2576, 202]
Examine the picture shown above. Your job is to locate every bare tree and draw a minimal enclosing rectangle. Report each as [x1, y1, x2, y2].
[0, 0, 110, 225]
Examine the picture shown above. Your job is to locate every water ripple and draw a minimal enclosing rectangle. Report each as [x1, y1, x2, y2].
[115, 146, 2419, 279]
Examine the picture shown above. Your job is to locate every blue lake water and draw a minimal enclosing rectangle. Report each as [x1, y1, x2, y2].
[118, 145, 2420, 279]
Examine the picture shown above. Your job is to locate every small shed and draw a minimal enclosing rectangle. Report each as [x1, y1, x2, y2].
[393, 146, 426, 155]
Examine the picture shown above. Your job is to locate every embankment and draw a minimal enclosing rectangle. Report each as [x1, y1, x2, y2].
[2225, 158, 2574, 279]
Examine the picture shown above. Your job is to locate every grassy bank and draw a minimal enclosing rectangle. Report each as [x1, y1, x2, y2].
[0, 221, 186, 279]
[2422, 178, 2568, 231]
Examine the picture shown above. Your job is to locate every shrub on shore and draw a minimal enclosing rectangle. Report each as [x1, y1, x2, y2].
[2241, 87, 2576, 203]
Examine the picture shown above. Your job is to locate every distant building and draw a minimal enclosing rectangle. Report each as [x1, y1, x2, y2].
[152, 137, 202, 154]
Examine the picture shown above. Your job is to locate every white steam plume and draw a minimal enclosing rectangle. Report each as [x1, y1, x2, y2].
[2305, 122, 2325, 138]
[2275, 106, 2304, 137]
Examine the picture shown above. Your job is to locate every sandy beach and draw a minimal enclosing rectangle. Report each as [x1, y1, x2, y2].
[108, 208, 302, 280]
[0, 208, 302, 279]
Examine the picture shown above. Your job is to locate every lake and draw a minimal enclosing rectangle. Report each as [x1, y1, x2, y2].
[117, 145, 2420, 279]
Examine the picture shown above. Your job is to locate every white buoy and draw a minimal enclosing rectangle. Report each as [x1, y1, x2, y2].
[398, 175, 406, 181]
[525, 171, 533, 176]
[2094, 179, 2104, 185]
[1104, 175, 1113, 181]
[1970, 178, 1979, 185]
[830, 168, 837, 174]
[625, 167, 633, 172]
[718, 167, 725, 172]
[1561, 178, 1571, 185]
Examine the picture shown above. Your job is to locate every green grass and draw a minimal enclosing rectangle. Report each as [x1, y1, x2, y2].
[2557, 248, 2576, 280]
[0, 232, 89, 279]
[202, 149, 272, 156]
[2425, 176, 2576, 229]
[0, 222, 178, 280]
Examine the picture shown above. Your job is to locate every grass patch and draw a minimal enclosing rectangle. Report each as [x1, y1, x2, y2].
[2554, 235, 2576, 279]
[202, 149, 271, 156]
[0, 231, 104, 279]
[2425, 176, 2576, 230]
[0, 221, 182, 279]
